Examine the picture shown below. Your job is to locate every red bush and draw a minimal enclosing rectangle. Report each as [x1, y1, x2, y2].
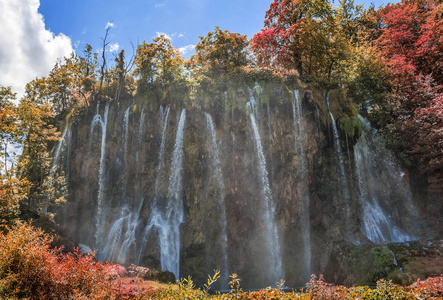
[413, 275, 443, 298]
[0, 222, 120, 299]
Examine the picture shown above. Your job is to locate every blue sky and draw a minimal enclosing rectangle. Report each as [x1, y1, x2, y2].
[38, 0, 391, 59]
[38, 0, 274, 59]
[0, 0, 396, 98]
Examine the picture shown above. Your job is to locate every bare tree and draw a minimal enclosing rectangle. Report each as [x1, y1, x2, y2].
[94, 27, 110, 102]
[113, 43, 135, 102]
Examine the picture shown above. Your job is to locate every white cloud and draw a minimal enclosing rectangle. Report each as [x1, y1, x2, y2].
[179, 44, 195, 56]
[156, 32, 172, 40]
[105, 22, 115, 30]
[155, 3, 165, 8]
[0, 0, 73, 99]
[108, 42, 120, 53]
[155, 32, 185, 41]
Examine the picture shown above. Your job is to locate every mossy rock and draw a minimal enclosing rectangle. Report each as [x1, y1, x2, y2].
[326, 242, 398, 286]
[338, 114, 362, 138]
[387, 269, 415, 286]
[143, 269, 176, 283]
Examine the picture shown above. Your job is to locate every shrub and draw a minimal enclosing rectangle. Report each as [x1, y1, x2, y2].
[0, 222, 119, 299]
[412, 275, 443, 299]
[306, 274, 343, 299]
[1, 225, 441, 300]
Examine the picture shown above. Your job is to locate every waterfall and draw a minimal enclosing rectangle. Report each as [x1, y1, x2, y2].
[136, 109, 146, 166]
[65, 128, 72, 183]
[122, 106, 130, 201]
[160, 108, 186, 278]
[247, 100, 283, 283]
[91, 103, 109, 250]
[354, 115, 415, 243]
[101, 106, 138, 263]
[292, 90, 311, 279]
[102, 207, 134, 262]
[326, 92, 350, 225]
[137, 106, 170, 264]
[43, 125, 71, 214]
[50, 125, 70, 178]
[153, 107, 170, 204]
[390, 250, 398, 266]
[123, 107, 130, 166]
[204, 112, 229, 288]
[266, 102, 275, 184]
[248, 87, 259, 120]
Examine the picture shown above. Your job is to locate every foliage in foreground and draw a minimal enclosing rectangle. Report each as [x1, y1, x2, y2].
[151, 273, 443, 300]
[0, 222, 122, 299]
[1, 223, 441, 299]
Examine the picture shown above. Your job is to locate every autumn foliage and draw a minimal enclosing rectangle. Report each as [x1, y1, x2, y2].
[188, 26, 249, 78]
[251, 0, 443, 191]
[0, 223, 442, 299]
[250, 0, 360, 80]
[0, 222, 121, 299]
[373, 0, 443, 190]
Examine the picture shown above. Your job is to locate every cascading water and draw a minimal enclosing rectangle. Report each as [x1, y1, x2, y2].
[50, 125, 70, 178]
[89, 104, 102, 150]
[326, 92, 351, 225]
[266, 102, 275, 185]
[54, 82, 435, 290]
[204, 112, 229, 288]
[136, 109, 145, 167]
[160, 108, 186, 279]
[292, 90, 311, 279]
[43, 125, 71, 214]
[100, 106, 138, 263]
[153, 106, 170, 205]
[64, 128, 72, 183]
[247, 99, 283, 283]
[122, 106, 130, 201]
[90, 103, 110, 251]
[137, 106, 170, 264]
[354, 115, 416, 243]
[102, 207, 134, 262]
[248, 87, 259, 121]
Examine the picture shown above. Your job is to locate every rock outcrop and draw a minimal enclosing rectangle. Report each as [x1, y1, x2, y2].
[53, 80, 439, 289]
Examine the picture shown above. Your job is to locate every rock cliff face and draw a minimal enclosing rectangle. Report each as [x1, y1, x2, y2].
[53, 81, 437, 289]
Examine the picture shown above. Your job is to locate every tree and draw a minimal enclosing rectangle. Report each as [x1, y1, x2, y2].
[114, 50, 126, 100]
[370, 0, 443, 190]
[134, 41, 157, 88]
[251, 0, 333, 76]
[251, 0, 364, 81]
[0, 86, 18, 172]
[0, 175, 29, 232]
[134, 34, 185, 95]
[0, 86, 30, 230]
[94, 27, 111, 102]
[188, 26, 249, 78]
[16, 94, 66, 216]
[155, 35, 184, 85]
[24, 49, 97, 115]
[79, 44, 99, 94]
